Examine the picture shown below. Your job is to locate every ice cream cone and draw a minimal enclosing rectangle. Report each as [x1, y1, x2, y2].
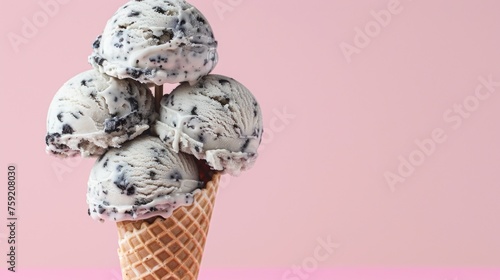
[116, 173, 220, 280]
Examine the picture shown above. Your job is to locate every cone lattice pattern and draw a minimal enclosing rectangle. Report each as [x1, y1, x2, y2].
[116, 173, 220, 280]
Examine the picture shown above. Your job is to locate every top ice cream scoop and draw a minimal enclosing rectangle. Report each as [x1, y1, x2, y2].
[89, 0, 218, 85]
[45, 69, 156, 157]
[154, 74, 263, 175]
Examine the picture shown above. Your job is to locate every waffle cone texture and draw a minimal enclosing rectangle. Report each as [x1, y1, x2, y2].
[116, 173, 221, 280]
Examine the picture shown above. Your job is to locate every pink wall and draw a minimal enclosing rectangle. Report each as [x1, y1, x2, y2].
[0, 0, 499, 273]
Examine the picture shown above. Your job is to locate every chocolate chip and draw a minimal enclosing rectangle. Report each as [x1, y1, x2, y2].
[128, 11, 140, 17]
[127, 97, 139, 111]
[114, 174, 127, 191]
[169, 171, 182, 182]
[191, 106, 198, 115]
[219, 79, 230, 85]
[62, 124, 74, 135]
[93, 56, 105, 66]
[126, 68, 143, 79]
[104, 117, 126, 133]
[196, 16, 206, 24]
[93, 36, 101, 49]
[153, 6, 166, 14]
[135, 198, 152, 206]
[241, 139, 250, 151]
[126, 185, 136, 196]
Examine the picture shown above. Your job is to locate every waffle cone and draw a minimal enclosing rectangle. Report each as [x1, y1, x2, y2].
[116, 173, 221, 280]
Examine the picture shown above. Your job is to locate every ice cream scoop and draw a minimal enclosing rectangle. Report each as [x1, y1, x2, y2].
[154, 74, 263, 175]
[89, 0, 218, 85]
[45, 69, 155, 157]
[87, 135, 203, 222]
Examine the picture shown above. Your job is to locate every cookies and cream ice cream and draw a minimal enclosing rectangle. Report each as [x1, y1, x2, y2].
[45, 69, 155, 157]
[154, 74, 263, 175]
[46, 0, 263, 278]
[87, 135, 203, 222]
[89, 0, 218, 85]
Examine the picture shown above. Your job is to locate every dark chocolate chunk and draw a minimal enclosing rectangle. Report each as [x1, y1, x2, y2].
[191, 106, 198, 115]
[135, 198, 152, 206]
[93, 36, 102, 49]
[57, 113, 63, 122]
[219, 79, 230, 85]
[114, 174, 128, 191]
[62, 124, 74, 135]
[128, 11, 140, 17]
[241, 139, 250, 151]
[104, 117, 127, 133]
[93, 56, 105, 66]
[97, 153, 106, 163]
[126, 185, 136, 196]
[196, 16, 206, 24]
[169, 171, 182, 182]
[127, 97, 139, 111]
[153, 6, 166, 14]
[126, 68, 143, 79]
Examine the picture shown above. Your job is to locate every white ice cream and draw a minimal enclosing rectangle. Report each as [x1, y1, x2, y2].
[89, 0, 218, 85]
[45, 69, 155, 157]
[154, 74, 263, 175]
[87, 135, 203, 222]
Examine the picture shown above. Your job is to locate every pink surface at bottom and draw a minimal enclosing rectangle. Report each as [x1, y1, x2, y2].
[0, 268, 499, 280]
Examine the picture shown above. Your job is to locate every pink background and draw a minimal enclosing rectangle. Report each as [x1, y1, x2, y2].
[1, 0, 499, 277]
